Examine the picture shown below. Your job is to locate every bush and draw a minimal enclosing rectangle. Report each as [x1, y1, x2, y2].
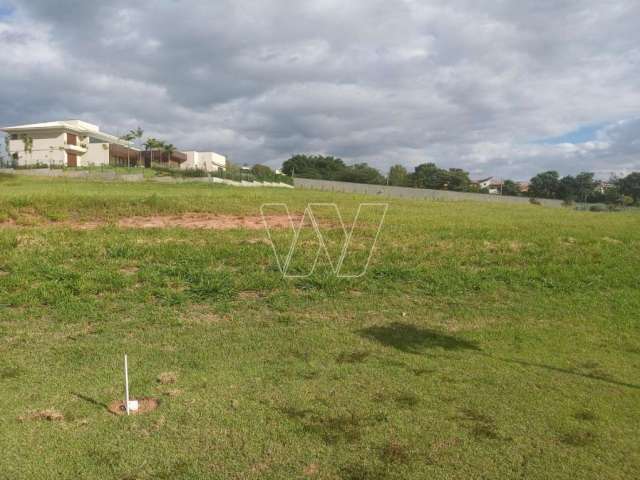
[15, 162, 50, 170]
[181, 169, 207, 178]
[529, 198, 542, 206]
[589, 205, 607, 212]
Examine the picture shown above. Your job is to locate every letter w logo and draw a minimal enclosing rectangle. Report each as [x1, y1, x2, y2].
[261, 203, 388, 278]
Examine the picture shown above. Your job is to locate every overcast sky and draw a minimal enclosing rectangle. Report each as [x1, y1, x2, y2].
[1, 1, 639, 179]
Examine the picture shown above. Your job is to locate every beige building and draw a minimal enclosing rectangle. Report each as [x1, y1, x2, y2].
[2, 120, 227, 172]
[182, 151, 227, 172]
[2, 120, 138, 168]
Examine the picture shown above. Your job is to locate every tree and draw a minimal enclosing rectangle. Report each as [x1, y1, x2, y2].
[162, 143, 176, 165]
[445, 168, 471, 191]
[603, 184, 623, 205]
[120, 132, 136, 168]
[618, 172, 640, 203]
[282, 154, 347, 179]
[411, 163, 447, 189]
[251, 164, 274, 178]
[502, 179, 521, 196]
[337, 163, 385, 184]
[144, 138, 164, 165]
[575, 172, 595, 202]
[129, 127, 144, 166]
[529, 171, 560, 199]
[19, 134, 33, 165]
[558, 175, 578, 201]
[3, 135, 10, 168]
[388, 164, 409, 186]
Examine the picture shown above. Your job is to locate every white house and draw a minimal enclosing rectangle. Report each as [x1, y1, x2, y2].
[475, 176, 503, 194]
[1, 120, 137, 168]
[182, 151, 227, 172]
[2, 120, 227, 171]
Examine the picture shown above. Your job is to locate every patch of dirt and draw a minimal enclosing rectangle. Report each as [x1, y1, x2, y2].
[161, 388, 183, 397]
[303, 463, 320, 476]
[119, 266, 139, 275]
[18, 409, 64, 422]
[181, 305, 227, 325]
[157, 372, 177, 385]
[115, 214, 293, 230]
[238, 291, 264, 300]
[602, 237, 622, 245]
[108, 397, 159, 416]
[0, 213, 298, 231]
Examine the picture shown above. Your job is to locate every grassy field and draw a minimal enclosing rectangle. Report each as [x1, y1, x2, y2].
[0, 173, 639, 479]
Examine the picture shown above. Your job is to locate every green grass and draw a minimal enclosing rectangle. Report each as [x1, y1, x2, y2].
[0, 174, 639, 479]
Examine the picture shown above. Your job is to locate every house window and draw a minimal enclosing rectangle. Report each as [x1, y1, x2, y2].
[67, 133, 77, 145]
[10, 134, 18, 140]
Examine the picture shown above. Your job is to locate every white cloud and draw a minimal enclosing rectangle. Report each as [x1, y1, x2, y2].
[1, 0, 639, 178]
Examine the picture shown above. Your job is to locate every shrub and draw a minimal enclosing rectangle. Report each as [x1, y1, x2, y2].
[529, 198, 542, 206]
[589, 205, 607, 212]
[15, 162, 50, 170]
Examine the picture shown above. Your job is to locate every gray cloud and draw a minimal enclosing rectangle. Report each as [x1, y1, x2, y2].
[1, 0, 639, 178]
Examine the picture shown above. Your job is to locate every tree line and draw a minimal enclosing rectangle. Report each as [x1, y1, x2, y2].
[281, 154, 640, 205]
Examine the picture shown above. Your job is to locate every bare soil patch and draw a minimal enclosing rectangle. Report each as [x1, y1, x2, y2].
[108, 397, 159, 416]
[0, 213, 297, 231]
[18, 409, 65, 422]
[115, 214, 292, 230]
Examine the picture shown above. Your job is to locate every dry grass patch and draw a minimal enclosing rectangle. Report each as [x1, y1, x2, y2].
[18, 409, 65, 422]
[157, 372, 178, 385]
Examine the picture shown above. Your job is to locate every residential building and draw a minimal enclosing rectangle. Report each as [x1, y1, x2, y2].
[517, 181, 530, 193]
[182, 151, 226, 172]
[2, 120, 227, 171]
[476, 177, 494, 190]
[1, 120, 138, 168]
[474, 176, 503, 194]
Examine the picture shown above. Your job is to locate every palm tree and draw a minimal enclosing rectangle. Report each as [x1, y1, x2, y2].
[128, 127, 144, 166]
[144, 138, 163, 166]
[120, 132, 136, 168]
[20, 134, 33, 165]
[162, 143, 176, 166]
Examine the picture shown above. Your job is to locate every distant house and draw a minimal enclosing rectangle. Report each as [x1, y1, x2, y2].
[2, 119, 226, 171]
[476, 177, 494, 190]
[517, 181, 530, 193]
[594, 180, 612, 194]
[474, 176, 503, 194]
[1, 120, 137, 168]
[182, 151, 226, 172]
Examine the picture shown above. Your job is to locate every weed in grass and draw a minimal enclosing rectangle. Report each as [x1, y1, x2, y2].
[559, 430, 598, 447]
[18, 409, 65, 422]
[336, 350, 370, 364]
[394, 392, 420, 409]
[410, 367, 436, 376]
[303, 463, 320, 476]
[574, 410, 598, 422]
[0, 367, 21, 379]
[380, 439, 411, 464]
[457, 408, 501, 440]
[284, 408, 381, 444]
[472, 423, 501, 440]
[157, 372, 178, 384]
